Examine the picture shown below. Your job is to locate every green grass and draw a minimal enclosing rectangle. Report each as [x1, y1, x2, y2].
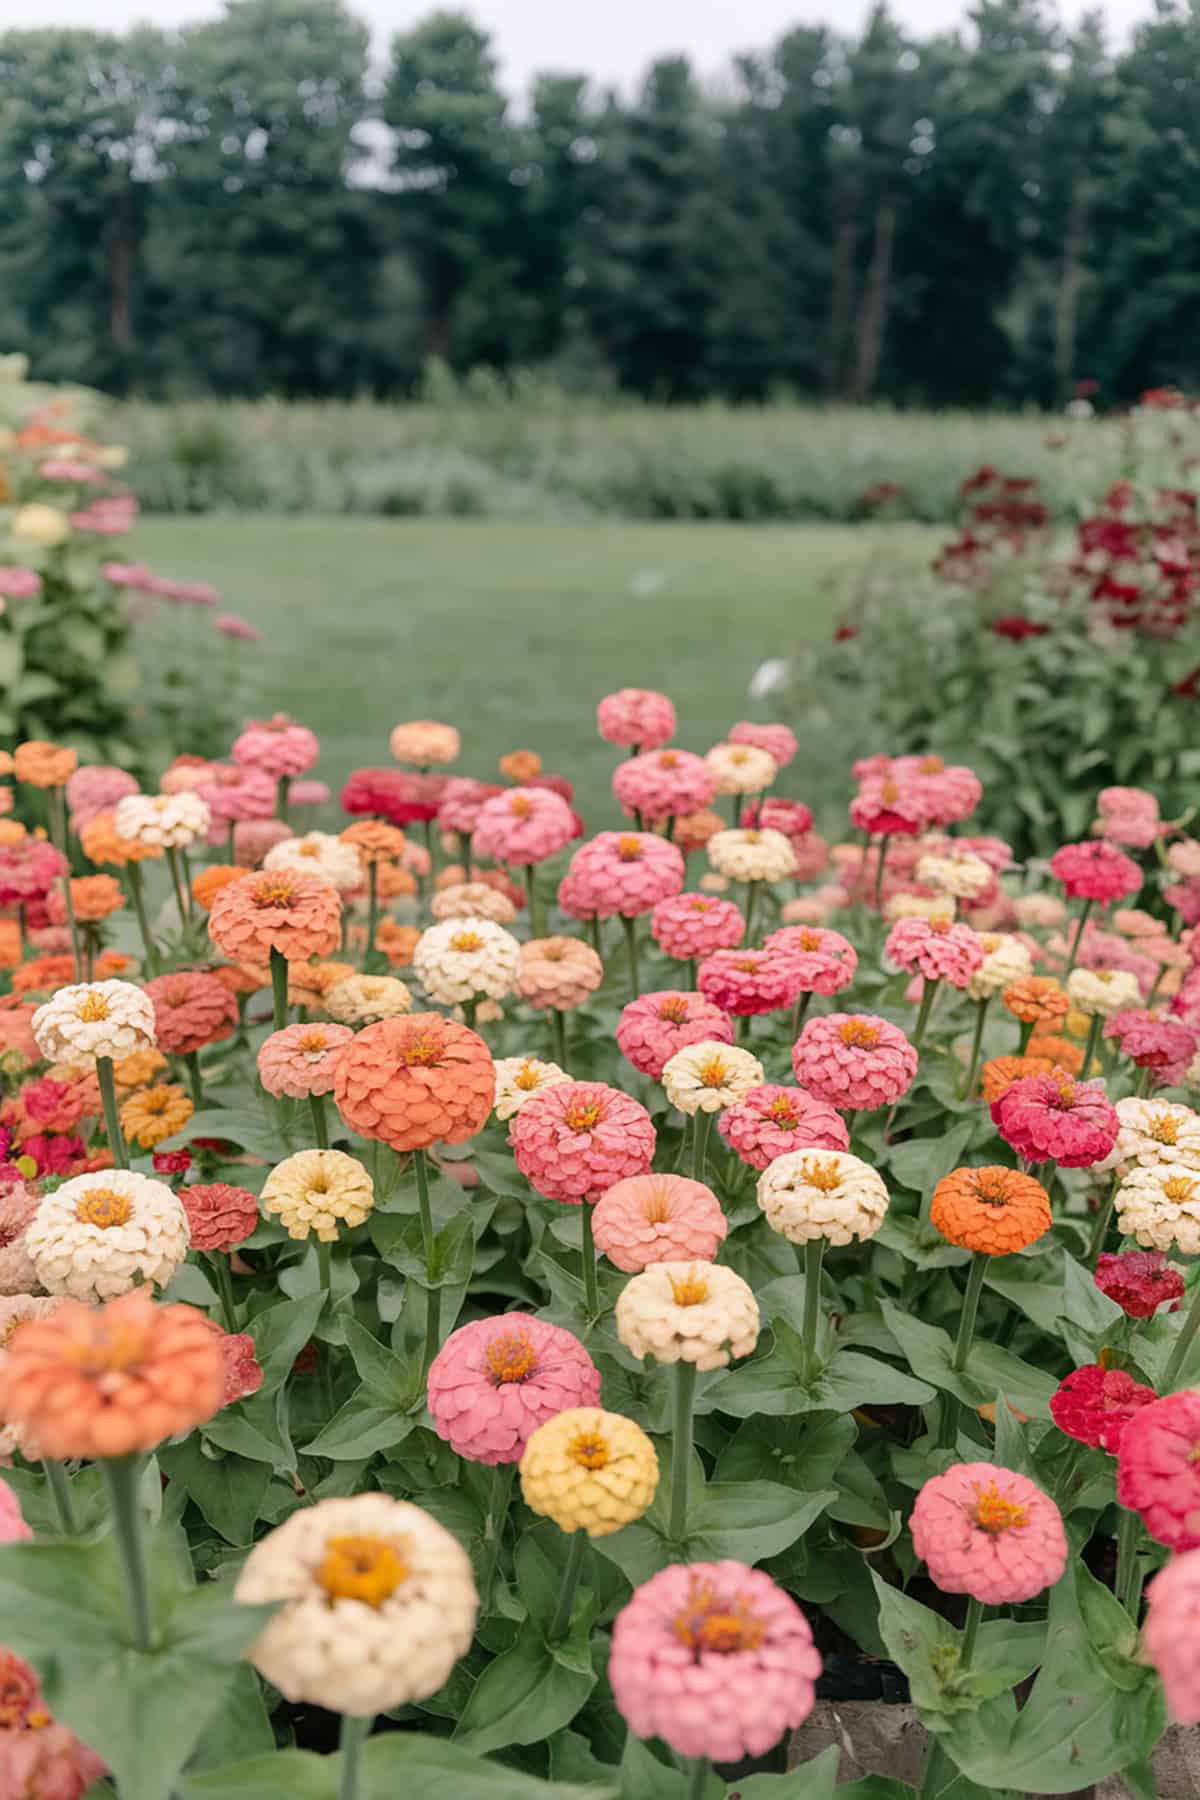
[134, 515, 937, 823]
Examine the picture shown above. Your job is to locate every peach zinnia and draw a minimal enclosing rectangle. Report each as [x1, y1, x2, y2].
[930, 1165, 1052, 1255]
[207, 868, 342, 965]
[333, 1012, 495, 1151]
[0, 1289, 224, 1460]
[517, 937, 604, 1011]
[13, 739, 76, 788]
[258, 1021, 354, 1098]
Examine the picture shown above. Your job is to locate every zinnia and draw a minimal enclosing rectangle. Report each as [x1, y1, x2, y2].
[261, 1149, 374, 1242]
[706, 827, 796, 884]
[1002, 976, 1068, 1027]
[612, 749, 714, 824]
[232, 713, 319, 779]
[519, 1406, 658, 1536]
[615, 1261, 759, 1369]
[24, 1169, 189, 1302]
[884, 917, 986, 989]
[911, 1463, 1067, 1603]
[1094, 1248, 1185, 1317]
[492, 1055, 572, 1120]
[662, 1041, 764, 1114]
[991, 1072, 1119, 1168]
[1049, 840, 1142, 904]
[718, 1084, 849, 1170]
[930, 1165, 1052, 1255]
[617, 992, 733, 1081]
[333, 1013, 495, 1151]
[651, 893, 745, 962]
[427, 1315, 601, 1464]
[591, 1173, 727, 1271]
[119, 1083, 194, 1151]
[791, 1013, 918, 1112]
[143, 969, 238, 1055]
[517, 937, 604, 1011]
[1117, 1390, 1200, 1550]
[697, 949, 804, 1017]
[1143, 1547, 1200, 1722]
[413, 919, 521, 1005]
[596, 688, 676, 751]
[1114, 1163, 1200, 1254]
[32, 979, 156, 1065]
[562, 832, 684, 919]
[257, 1021, 354, 1098]
[207, 869, 342, 965]
[757, 1148, 888, 1245]
[1050, 1363, 1156, 1454]
[705, 742, 777, 796]
[390, 719, 461, 766]
[510, 1081, 655, 1203]
[471, 786, 577, 865]
[763, 924, 857, 995]
[181, 1182, 259, 1252]
[264, 831, 362, 893]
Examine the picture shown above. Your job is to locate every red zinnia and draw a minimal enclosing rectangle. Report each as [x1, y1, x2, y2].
[990, 1072, 1119, 1168]
[1050, 1363, 1157, 1454]
[1095, 1249, 1185, 1318]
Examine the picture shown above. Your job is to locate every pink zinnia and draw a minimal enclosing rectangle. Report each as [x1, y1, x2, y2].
[591, 1173, 727, 1271]
[884, 917, 986, 989]
[697, 948, 804, 1017]
[1049, 1363, 1157, 1454]
[341, 768, 446, 826]
[911, 1462, 1068, 1604]
[612, 749, 714, 824]
[764, 924, 857, 994]
[1105, 1013, 1197, 1076]
[1117, 1390, 1200, 1550]
[596, 687, 676, 750]
[65, 763, 138, 832]
[740, 796, 813, 843]
[144, 969, 238, 1056]
[1049, 840, 1142, 904]
[1144, 1546, 1200, 1722]
[1095, 1249, 1185, 1318]
[437, 777, 503, 837]
[0, 839, 67, 908]
[0, 1650, 106, 1796]
[914, 761, 983, 827]
[233, 818, 292, 866]
[0, 1475, 30, 1542]
[609, 1560, 821, 1763]
[510, 1080, 655, 1203]
[849, 773, 929, 838]
[471, 786, 578, 866]
[562, 832, 685, 919]
[616, 991, 733, 1080]
[427, 1314, 600, 1464]
[214, 611, 260, 642]
[990, 1072, 1119, 1168]
[718, 1083, 849, 1169]
[289, 779, 329, 808]
[0, 1182, 41, 1295]
[651, 893, 745, 962]
[0, 568, 41, 600]
[728, 720, 799, 768]
[232, 713, 319, 779]
[791, 1013, 918, 1112]
[198, 763, 278, 833]
[1097, 786, 1160, 849]
[257, 1021, 354, 1098]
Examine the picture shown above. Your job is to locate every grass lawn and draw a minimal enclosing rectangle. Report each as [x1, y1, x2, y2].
[134, 516, 936, 822]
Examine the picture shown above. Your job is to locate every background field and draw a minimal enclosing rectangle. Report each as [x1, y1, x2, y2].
[136, 515, 937, 820]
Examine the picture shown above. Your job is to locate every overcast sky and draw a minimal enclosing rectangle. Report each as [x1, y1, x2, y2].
[1, 0, 1156, 92]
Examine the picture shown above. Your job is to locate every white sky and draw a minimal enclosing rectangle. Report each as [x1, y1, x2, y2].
[0, 0, 1157, 93]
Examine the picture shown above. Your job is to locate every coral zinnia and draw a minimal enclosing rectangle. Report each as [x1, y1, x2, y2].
[651, 893, 745, 962]
[181, 1181, 259, 1252]
[591, 1173, 727, 1272]
[1001, 976, 1069, 1026]
[257, 1021, 354, 1098]
[1117, 1391, 1200, 1550]
[510, 1080, 655, 1203]
[930, 1165, 1052, 1255]
[333, 1013, 495, 1151]
[0, 1289, 224, 1459]
[427, 1314, 601, 1464]
[990, 1072, 1119, 1168]
[517, 937, 604, 1010]
[911, 1463, 1067, 1603]
[143, 969, 238, 1055]
[207, 868, 341, 964]
[1050, 1364, 1156, 1454]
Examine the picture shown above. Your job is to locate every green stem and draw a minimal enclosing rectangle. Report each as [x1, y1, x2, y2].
[317, 1237, 334, 1296]
[1136, 1064, 1155, 1098]
[102, 1455, 154, 1651]
[337, 1712, 371, 1800]
[421, 814, 437, 881]
[479, 1461, 516, 1610]
[1064, 896, 1094, 977]
[1082, 1012, 1103, 1079]
[183, 1050, 204, 1110]
[800, 1237, 825, 1380]
[685, 957, 697, 990]
[1018, 1018, 1035, 1054]
[363, 862, 378, 971]
[1087, 1172, 1122, 1264]
[686, 1758, 710, 1800]
[911, 977, 939, 1051]
[743, 880, 758, 945]
[1116, 1506, 1144, 1617]
[96, 1055, 128, 1169]
[125, 863, 160, 976]
[48, 788, 82, 975]
[959, 1595, 984, 1671]
[691, 1109, 712, 1182]
[668, 1359, 697, 1544]
[548, 1527, 587, 1644]
[586, 916, 601, 956]
[270, 945, 289, 1032]
[550, 1006, 568, 1070]
[208, 1251, 238, 1330]
[165, 846, 191, 932]
[462, 995, 478, 1031]
[952, 1252, 988, 1373]
[874, 834, 889, 911]
[961, 997, 990, 1099]
[309, 1091, 330, 1148]
[42, 1460, 77, 1536]
[789, 988, 813, 1042]
[580, 1199, 599, 1318]
[415, 1148, 442, 1372]
[621, 915, 640, 999]
[278, 775, 291, 825]
[524, 863, 543, 938]
[1162, 1276, 1200, 1391]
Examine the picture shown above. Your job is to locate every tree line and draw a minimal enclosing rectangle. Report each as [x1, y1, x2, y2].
[0, 0, 1196, 409]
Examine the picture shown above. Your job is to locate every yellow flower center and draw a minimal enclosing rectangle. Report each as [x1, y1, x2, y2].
[76, 993, 110, 1023]
[672, 1578, 766, 1654]
[317, 1534, 408, 1608]
[254, 878, 297, 907]
[400, 1033, 441, 1066]
[568, 1431, 610, 1470]
[74, 1187, 132, 1229]
[660, 751, 679, 769]
[0, 1314, 30, 1348]
[450, 930, 483, 953]
[669, 1270, 710, 1306]
[658, 998, 689, 1023]
[929, 917, 951, 935]
[734, 957, 761, 972]
[514, 1062, 542, 1091]
[729, 749, 750, 765]
[617, 836, 644, 861]
[509, 794, 533, 819]
[1164, 1176, 1199, 1204]
[971, 1483, 1027, 1534]
[698, 1055, 730, 1088]
[688, 898, 713, 912]
[299, 843, 320, 858]
[766, 1096, 800, 1127]
[798, 930, 822, 951]
[485, 1329, 537, 1384]
[838, 1019, 880, 1049]
[1147, 1112, 1180, 1145]
[297, 1028, 329, 1053]
[800, 1157, 842, 1192]
[565, 1098, 603, 1132]
[880, 780, 900, 804]
[640, 1179, 674, 1224]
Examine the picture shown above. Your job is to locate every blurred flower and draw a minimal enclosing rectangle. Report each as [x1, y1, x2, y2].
[431, 881, 517, 924]
[616, 1261, 759, 1369]
[232, 817, 292, 866]
[916, 848, 993, 901]
[428, 1314, 600, 1464]
[13, 740, 76, 789]
[144, 969, 238, 1055]
[757, 1148, 888, 1245]
[0, 1182, 40, 1294]
[499, 748, 541, 782]
[324, 974, 413, 1024]
[931, 1165, 1051, 1254]
[261, 1148, 374, 1242]
[1096, 786, 1160, 850]
[190, 863, 245, 911]
[1118, 1391, 1200, 1550]
[79, 807, 160, 867]
[214, 612, 259, 641]
[1049, 840, 1142, 904]
[0, 1649, 106, 1797]
[1144, 1547, 1200, 1721]
[333, 1013, 494, 1151]
[1095, 1248, 1186, 1317]
[510, 1080, 655, 1202]
[705, 742, 777, 796]
[114, 791, 210, 850]
[707, 827, 796, 884]
[885, 917, 986, 988]
[390, 720, 460, 766]
[662, 1041, 763, 1114]
[10, 504, 69, 547]
[613, 748, 714, 824]
[376, 919, 421, 968]
[911, 1463, 1067, 1603]
[264, 831, 362, 894]
[520, 1406, 658, 1536]
[591, 1173, 727, 1271]
[728, 720, 798, 768]
[966, 932, 1033, 1002]
[672, 808, 725, 853]
[1066, 966, 1141, 1018]
[763, 924, 857, 994]
[597, 688, 676, 751]
[232, 713, 319, 779]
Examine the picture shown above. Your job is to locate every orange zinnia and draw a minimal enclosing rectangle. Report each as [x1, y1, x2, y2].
[1027, 1031, 1085, 1075]
[930, 1165, 1052, 1255]
[0, 920, 19, 971]
[499, 749, 542, 783]
[0, 1290, 225, 1460]
[333, 1011, 495, 1152]
[376, 919, 420, 968]
[980, 1054, 1055, 1103]
[1002, 977, 1069, 1026]
[340, 820, 406, 865]
[207, 869, 342, 965]
[0, 820, 26, 847]
[60, 874, 125, 923]
[375, 863, 418, 901]
[290, 959, 356, 1006]
[191, 863, 246, 911]
[13, 740, 76, 789]
[80, 807, 161, 866]
[119, 1083, 193, 1149]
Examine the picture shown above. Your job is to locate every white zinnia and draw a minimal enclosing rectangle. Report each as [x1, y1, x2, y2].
[967, 933, 1034, 1003]
[704, 742, 777, 796]
[24, 1170, 189, 1302]
[264, 831, 363, 894]
[235, 1493, 478, 1716]
[757, 1149, 889, 1246]
[1115, 1163, 1200, 1255]
[32, 980, 156, 1065]
[1066, 966, 1142, 1019]
[412, 918, 521, 1005]
[430, 882, 518, 924]
[662, 1041, 764, 1114]
[323, 974, 412, 1024]
[114, 791, 211, 849]
[917, 849, 993, 901]
[492, 1056, 572, 1121]
[615, 1261, 759, 1370]
[706, 828, 796, 884]
[1096, 1097, 1200, 1178]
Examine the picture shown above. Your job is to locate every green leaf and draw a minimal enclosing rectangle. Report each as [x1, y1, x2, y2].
[734, 1748, 841, 1795]
[691, 1480, 837, 1562]
[246, 1293, 325, 1394]
[619, 1735, 691, 1798]
[886, 1121, 978, 1194]
[451, 1628, 597, 1755]
[185, 1662, 275, 1771]
[342, 1315, 413, 1404]
[369, 1732, 617, 1797]
[158, 1438, 271, 1546]
[880, 1301, 1056, 1419]
[715, 1413, 857, 1489]
[182, 1749, 336, 1799]
[304, 1395, 415, 1460]
[157, 1106, 290, 1161]
[707, 1341, 933, 1420]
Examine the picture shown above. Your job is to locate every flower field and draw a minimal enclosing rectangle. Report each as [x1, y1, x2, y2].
[7, 375, 1200, 1799]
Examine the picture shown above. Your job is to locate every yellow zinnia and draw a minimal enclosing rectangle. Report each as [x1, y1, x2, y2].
[519, 1407, 658, 1538]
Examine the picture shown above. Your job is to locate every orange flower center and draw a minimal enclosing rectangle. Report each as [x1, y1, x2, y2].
[298, 843, 320, 858]
[141, 1090, 172, 1115]
[450, 930, 483, 953]
[297, 1028, 329, 1053]
[509, 794, 533, 819]
[565, 1098, 603, 1132]
[688, 898, 713, 912]
[766, 1096, 800, 1127]
[880, 780, 900, 804]
[317, 1534, 408, 1608]
[729, 749, 750, 765]
[254, 878, 296, 908]
[698, 1055, 730, 1088]
[973, 1169, 1018, 1208]
[75, 1187, 132, 1229]
[76, 993, 110, 1023]
[743, 830, 762, 844]
[1164, 1176, 1199, 1204]
[669, 1270, 710, 1306]
[399, 1033, 441, 1066]
[672, 1578, 766, 1655]
[971, 1482, 1027, 1534]
[1048, 1073, 1077, 1109]
[485, 1329, 537, 1383]
[838, 1019, 880, 1049]
[735, 957, 761, 972]
[514, 1062, 542, 1091]
[0, 1315, 30, 1348]
[920, 756, 944, 773]
[617, 836, 644, 861]
[800, 1157, 842, 1192]
[640, 1179, 673, 1224]
[1147, 1112, 1180, 1145]
[929, 917, 951, 935]
[798, 930, 822, 951]
[658, 998, 689, 1023]
[568, 1431, 610, 1470]
[660, 752, 679, 769]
